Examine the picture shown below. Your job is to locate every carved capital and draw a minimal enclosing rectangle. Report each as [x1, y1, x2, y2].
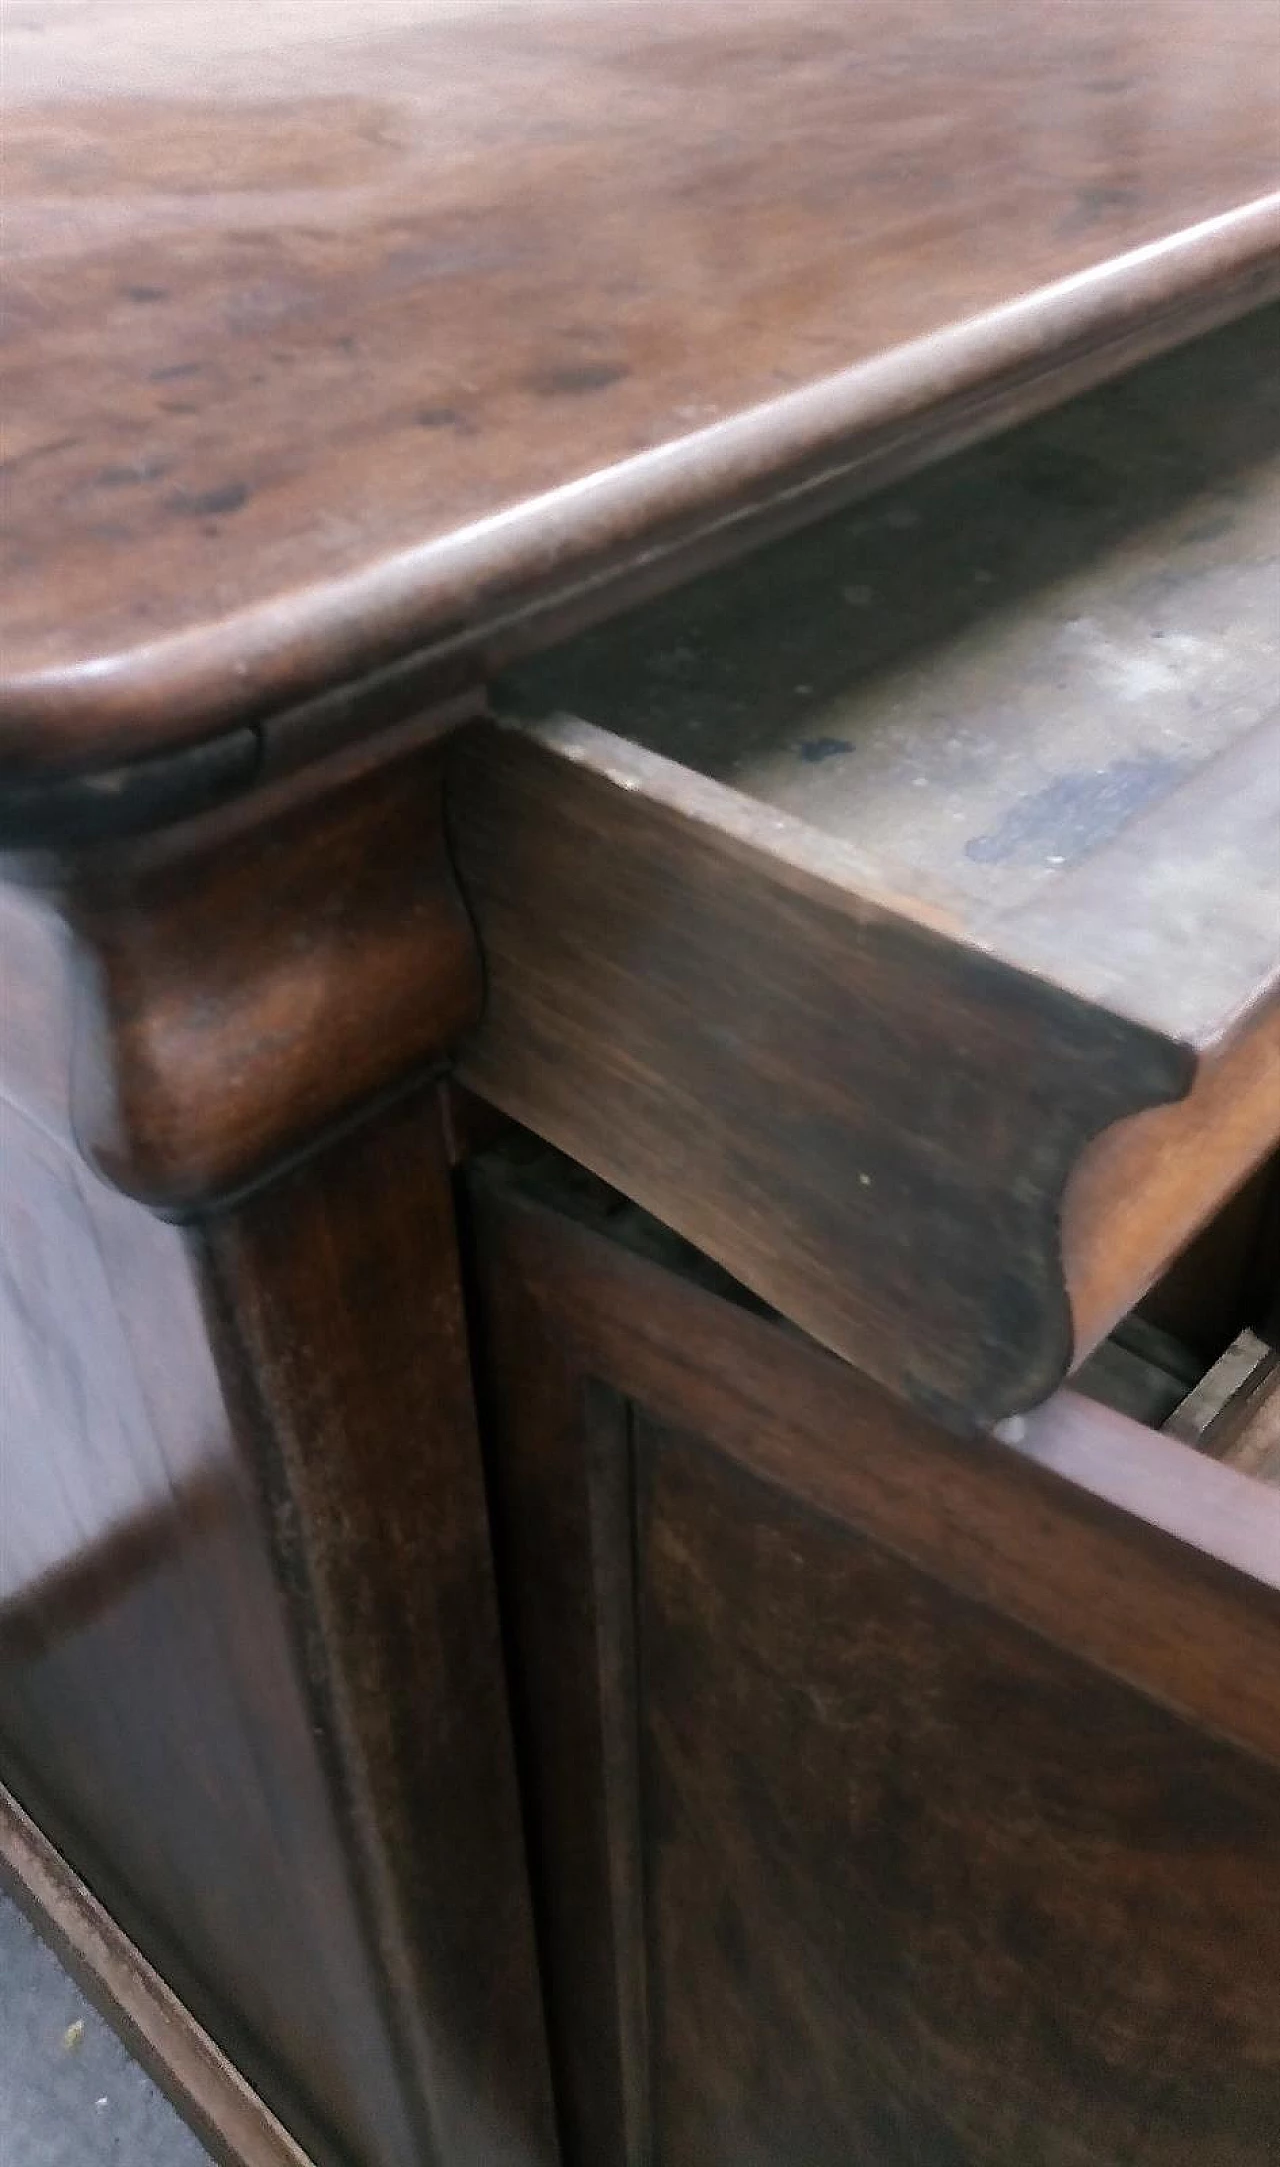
[66, 732, 481, 1210]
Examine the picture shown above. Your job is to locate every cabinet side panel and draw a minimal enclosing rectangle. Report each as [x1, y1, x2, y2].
[0, 1102, 424, 2166]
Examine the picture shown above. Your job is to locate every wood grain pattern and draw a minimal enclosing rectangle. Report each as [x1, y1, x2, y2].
[449, 718, 1201, 1426]
[469, 1147, 1280, 1768]
[64, 732, 481, 1207]
[0, 1080, 558, 2166]
[0, 1782, 313, 2167]
[0, 1101, 428, 2166]
[196, 1092, 558, 2167]
[3, 0, 1278, 792]
[469, 1144, 1280, 2166]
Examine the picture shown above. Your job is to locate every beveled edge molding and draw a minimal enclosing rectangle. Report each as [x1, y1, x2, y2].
[60, 722, 483, 1211]
[3, 196, 1277, 801]
[0, 1779, 313, 2167]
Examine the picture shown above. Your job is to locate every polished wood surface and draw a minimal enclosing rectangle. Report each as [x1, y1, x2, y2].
[3, 0, 1278, 788]
[0, 1783, 312, 2167]
[469, 1143, 1280, 2166]
[0, 1081, 558, 2166]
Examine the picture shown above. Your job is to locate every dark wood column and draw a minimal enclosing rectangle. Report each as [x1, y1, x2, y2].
[0, 730, 559, 2167]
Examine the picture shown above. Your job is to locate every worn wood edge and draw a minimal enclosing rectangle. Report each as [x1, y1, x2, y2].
[2, 194, 1277, 799]
[469, 1160, 1280, 1770]
[0, 1780, 314, 2167]
[1013, 1387, 1280, 1599]
[1218, 1370, 1280, 1483]
[1163, 1328, 1279, 1450]
[451, 716, 1195, 1427]
[58, 731, 483, 1209]
[1064, 1000, 1280, 1363]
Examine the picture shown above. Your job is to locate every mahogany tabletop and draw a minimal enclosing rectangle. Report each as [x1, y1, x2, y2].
[4, 0, 1278, 798]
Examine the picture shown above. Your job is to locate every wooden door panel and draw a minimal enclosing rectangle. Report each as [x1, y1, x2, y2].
[470, 1149, 1280, 2167]
[640, 1419, 1280, 2166]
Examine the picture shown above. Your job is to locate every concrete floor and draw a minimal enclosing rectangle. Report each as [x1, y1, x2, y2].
[0, 1887, 210, 2166]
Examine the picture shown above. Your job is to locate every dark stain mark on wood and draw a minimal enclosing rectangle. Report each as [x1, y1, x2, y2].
[415, 406, 474, 433]
[1058, 185, 1143, 241]
[95, 459, 172, 489]
[124, 284, 169, 304]
[528, 360, 631, 398]
[169, 481, 251, 519]
[149, 362, 203, 383]
[798, 738, 852, 764]
[965, 753, 1193, 867]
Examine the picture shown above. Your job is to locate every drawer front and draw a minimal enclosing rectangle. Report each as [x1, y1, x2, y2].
[450, 713, 1278, 1428]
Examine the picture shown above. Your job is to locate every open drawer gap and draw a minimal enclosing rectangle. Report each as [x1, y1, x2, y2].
[1075, 1156, 1280, 1484]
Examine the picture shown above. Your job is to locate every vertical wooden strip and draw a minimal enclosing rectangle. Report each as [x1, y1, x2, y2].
[583, 1387, 652, 2167]
[198, 1090, 559, 2167]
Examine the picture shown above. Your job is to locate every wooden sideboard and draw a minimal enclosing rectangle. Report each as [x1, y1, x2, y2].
[2, 8, 1279, 2164]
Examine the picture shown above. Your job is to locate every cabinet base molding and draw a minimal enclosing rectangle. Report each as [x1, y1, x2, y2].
[0, 1780, 313, 2167]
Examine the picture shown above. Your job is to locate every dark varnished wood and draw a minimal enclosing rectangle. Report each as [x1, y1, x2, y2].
[0, 1080, 557, 2165]
[468, 1143, 1280, 2166]
[50, 725, 482, 1208]
[450, 714, 1237, 1426]
[0, 1101, 423, 2164]
[3, 1, 1278, 795]
[0, 1783, 312, 2167]
[195, 1094, 557, 2167]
